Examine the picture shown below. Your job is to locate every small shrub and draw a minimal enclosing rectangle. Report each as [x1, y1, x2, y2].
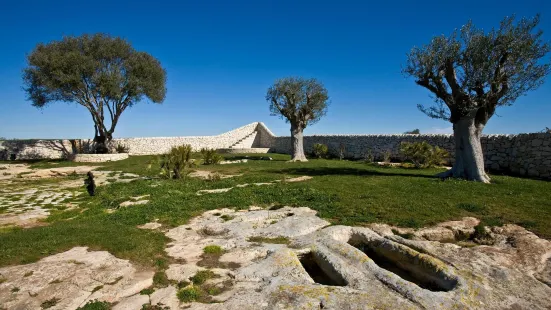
[177, 286, 201, 302]
[200, 148, 223, 165]
[77, 300, 111, 310]
[382, 150, 392, 163]
[363, 148, 374, 163]
[203, 245, 223, 255]
[159, 145, 194, 179]
[114, 143, 129, 154]
[153, 271, 169, 287]
[191, 270, 216, 285]
[400, 141, 449, 168]
[140, 288, 155, 295]
[41, 298, 60, 309]
[312, 143, 328, 159]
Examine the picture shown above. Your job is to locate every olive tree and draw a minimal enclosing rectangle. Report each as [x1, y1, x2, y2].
[404, 16, 550, 183]
[266, 77, 329, 161]
[23, 34, 167, 153]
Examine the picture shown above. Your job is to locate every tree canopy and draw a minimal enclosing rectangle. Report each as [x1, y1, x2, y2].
[23, 33, 167, 142]
[403, 15, 550, 124]
[266, 77, 329, 129]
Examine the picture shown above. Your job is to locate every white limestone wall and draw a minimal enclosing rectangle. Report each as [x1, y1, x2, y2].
[116, 122, 261, 155]
[267, 132, 551, 179]
[1, 121, 550, 179]
[71, 153, 129, 162]
[0, 123, 262, 160]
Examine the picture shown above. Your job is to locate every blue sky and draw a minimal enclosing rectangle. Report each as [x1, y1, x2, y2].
[0, 0, 550, 139]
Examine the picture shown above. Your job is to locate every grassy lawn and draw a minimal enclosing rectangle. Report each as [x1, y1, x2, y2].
[0, 153, 550, 269]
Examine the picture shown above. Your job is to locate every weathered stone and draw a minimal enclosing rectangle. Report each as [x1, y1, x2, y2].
[0, 247, 154, 310]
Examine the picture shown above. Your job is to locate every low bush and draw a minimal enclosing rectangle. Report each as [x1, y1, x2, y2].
[400, 141, 449, 168]
[114, 143, 129, 154]
[200, 148, 223, 165]
[363, 148, 374, 163]
[382, 150, 392, 163]
[177, 286, 201, 302]
[158, 144, 194, 179]
[338, 143, 346, 160]
[203, 245, 223, 255]
[312, 143, 328, 159]
[77, 300, 111, 310]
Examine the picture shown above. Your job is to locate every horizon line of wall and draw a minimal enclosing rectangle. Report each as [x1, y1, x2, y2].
[1, 122, 550, 179]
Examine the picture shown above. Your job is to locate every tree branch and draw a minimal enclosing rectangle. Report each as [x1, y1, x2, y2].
[443, 59, 462, 96]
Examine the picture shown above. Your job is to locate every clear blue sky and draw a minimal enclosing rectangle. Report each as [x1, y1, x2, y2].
[1, 0, 550, 139]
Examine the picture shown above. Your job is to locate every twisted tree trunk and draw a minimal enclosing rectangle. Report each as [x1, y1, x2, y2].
[438, 112, 490, 183]
[290, 124, 308, 162]
[93, 125, 110, 154]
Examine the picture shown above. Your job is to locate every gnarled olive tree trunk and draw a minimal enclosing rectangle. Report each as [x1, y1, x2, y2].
[290, 124, 308, 162]
[438, 111, 490, 183]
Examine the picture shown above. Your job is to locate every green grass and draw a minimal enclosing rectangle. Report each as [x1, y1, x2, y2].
[0, 154, 550, 270]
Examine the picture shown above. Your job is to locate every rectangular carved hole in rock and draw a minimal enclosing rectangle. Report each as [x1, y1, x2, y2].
[298, 252, 345, 286]
[348, 238, 457, 292]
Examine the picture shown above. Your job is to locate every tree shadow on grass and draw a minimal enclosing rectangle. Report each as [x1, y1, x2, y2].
[270, 166, 439, 179]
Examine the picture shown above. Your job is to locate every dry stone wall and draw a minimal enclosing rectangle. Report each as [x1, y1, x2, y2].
[71, 153, 129, 162]
[267, 132, 551, 179]
[1, 121, 550, 179]
[0, 122, 263, 160]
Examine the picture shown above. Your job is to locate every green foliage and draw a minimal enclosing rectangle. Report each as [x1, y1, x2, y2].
[363, 149, 374, 163]
[382, 150, 392, 163]
[191, 270, 216, 285]
[114, 143, 129, 154]
[177, 286, 201, 302]
[1, 154, 551, 275]
[312, 143, 328, 159]
[153, 271, 169, 287]
[140, 288, 155, 295]
[266, 77, 329, 129]
[41, 298, 60, 309]
[404, 15, 550, 122]
[404, 129, 421, 134]
[23, 33, 167, 141]
[203, 245, 223, 255]
[159, 145, 194, 179]
[77, 300, 111, 310]
[200, 148, 223, 165]
[400, 141, 449, 168]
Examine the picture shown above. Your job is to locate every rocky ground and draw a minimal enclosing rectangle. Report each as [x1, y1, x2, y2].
[1, 204, 550, 309]
[0, 163, 140, 227]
